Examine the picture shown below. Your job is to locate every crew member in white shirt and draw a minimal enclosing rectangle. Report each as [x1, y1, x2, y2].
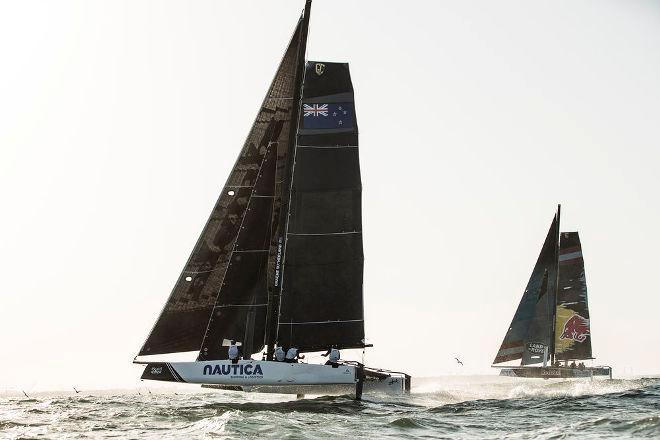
[285, 347, 304, 363]
[322, 346, 340, 366]
[228, 340, 240, 364]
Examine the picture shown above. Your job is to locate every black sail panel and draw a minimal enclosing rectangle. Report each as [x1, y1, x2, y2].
[493, 210, 560, 365]
[277, 61, 364, 352]
[196, 144, 276, 360]
[138, 19, 304, 357]
[554, 232, 593, 360]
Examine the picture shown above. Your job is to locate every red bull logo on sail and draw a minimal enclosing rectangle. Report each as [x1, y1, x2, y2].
[560, 313, 590, 342]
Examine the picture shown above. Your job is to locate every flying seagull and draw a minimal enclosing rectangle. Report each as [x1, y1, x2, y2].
[454, 357, 464, 366]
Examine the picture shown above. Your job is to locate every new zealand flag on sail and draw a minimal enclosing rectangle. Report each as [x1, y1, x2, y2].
[302, 103, 354, 129]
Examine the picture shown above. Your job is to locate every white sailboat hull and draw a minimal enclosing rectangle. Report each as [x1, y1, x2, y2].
[496, 365, 612, 379]
[141, 360, 358, 386]
[139, 360, 410, 396]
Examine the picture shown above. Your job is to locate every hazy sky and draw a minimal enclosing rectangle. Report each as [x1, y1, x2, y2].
[1, 0, 659, 390]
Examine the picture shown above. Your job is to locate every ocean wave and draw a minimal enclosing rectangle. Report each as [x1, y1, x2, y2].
[0, 378, 657, 439]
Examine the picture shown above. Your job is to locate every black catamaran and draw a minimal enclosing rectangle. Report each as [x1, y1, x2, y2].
[493, 206, 611, 378]
[134, 1, 409, 399]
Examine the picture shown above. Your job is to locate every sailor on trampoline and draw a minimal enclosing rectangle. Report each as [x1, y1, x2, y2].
[274, 345, 286, 362]
[322, 346, 341, 367]
[285, 347, 304, 363]
[228, 340, 240, 364]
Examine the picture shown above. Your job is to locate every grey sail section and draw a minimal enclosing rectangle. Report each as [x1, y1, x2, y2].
[276, 61, 364, 353]
[554, 231, 593, 361]
[138, 19, 304, 357]
[493, 208, 560, 365]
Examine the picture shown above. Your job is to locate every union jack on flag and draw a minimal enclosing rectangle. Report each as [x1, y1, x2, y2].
[303, 103, 328, 117]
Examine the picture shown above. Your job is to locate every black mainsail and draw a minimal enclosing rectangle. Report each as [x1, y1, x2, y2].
[554, 232, 593, 361]
[139, 4, 310, 359]
[276, 61, 364, 352]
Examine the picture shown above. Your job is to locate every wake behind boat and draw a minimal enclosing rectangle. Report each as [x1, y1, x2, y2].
[492, 206, 612, 379]
[134, 0, 409, 400]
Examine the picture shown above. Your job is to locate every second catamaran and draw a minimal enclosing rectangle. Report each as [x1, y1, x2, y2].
[492, 206, 611, 379]
[134, 1, 409, 399]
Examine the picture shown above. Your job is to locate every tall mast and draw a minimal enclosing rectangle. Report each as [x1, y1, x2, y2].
[264, 0, 312, 358]
[550, 204, 561, 364]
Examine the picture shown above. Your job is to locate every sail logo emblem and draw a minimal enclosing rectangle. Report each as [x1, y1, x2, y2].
[315, 63, 325, 75]
[560, 313, 590, 342]
[150, 367, 163, 375]
[526, 342, 546, 355]
[303, 104, 329, 117]
[203, 363, 263, 376]
[302, 103, 354, 129]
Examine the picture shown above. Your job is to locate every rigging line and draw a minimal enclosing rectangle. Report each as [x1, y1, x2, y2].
[214, 304, 268, 309]
[275, 11, 311, 346]
[287, 231, 361, 236]
[280, 319, 364, 325]
[251, 195, 275, 198]
[182, 267, 225, 275]
[197, 141, 277, 353]
[297, 145, 358, 149]
[233, 249, 269, 253]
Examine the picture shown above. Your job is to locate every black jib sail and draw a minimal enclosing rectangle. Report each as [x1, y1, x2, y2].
[138, 5, 310, 359]
[275, 61, 365, 353]
[493, 207, 560, 365]
[554, 232, 593, 361]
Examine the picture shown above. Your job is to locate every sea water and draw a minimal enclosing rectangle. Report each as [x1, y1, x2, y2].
[1, 376, 658, 439]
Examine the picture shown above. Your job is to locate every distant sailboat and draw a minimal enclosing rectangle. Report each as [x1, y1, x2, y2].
[492, 206, 612, 379]
[134, 0, 409, 399]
